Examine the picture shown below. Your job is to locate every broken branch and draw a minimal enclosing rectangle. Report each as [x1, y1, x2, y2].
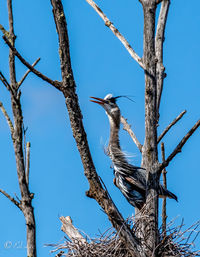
[25, 142, 31, 186]
[60, 216, 86, 244]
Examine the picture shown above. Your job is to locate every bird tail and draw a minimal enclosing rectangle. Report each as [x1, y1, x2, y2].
[159, 186, 178, 201]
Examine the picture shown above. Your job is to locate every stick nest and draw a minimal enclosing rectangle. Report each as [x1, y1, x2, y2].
[49, 218, 200, 257]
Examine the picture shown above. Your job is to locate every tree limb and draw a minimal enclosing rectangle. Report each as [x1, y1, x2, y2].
[159, 119, 200, 173]
[0, 188, 22, 210]
[121, 116, 143, 152]
[17, 58, 41, 89]
[0, 71, 16, 96]
[25, 142, 31, 186]
[155, 0, 170, 120]
[5, 1, 37, 256]
[157, 110, 186, 143]
[0, 71, 10, 89]
[60, 216, 86, 243]
[161, 142, 167, 237]
[50, 1, 141, 256]
[3, 36, 61, 90]
[85, 0, 145, 69]
[0, 101, 14, 137]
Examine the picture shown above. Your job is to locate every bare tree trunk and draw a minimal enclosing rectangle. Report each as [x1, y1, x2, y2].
[2, 1, 200, 256]
[50, 1, 141, 256]
[6, 1, 37, 256]
[140, 0, 159, 255]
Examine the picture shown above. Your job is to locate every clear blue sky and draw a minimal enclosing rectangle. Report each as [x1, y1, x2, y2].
[0, 0, 200, 256]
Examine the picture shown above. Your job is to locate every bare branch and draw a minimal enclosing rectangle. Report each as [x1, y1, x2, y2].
[0, 188, 22, 210]
[60, 216, 86, 244]
[155, 0, 170, 120]
[3, 36, 61, 90]
[25, 142, 31, 186]
[5, 1, 37, 256]
[85, 0, 145, 69]
[0, 101, 14, 137]
[17, 58, 41, 88]
[161, 142, 167, 237]
[121, 116, 143, 152]
[51, 1, 142, 256]
[157, 110, 186, 143]
[159, 119, 200, 172]
[0, 71, 16, 97]
[0, 71, 10, 89]
[0, 24, 11, 40]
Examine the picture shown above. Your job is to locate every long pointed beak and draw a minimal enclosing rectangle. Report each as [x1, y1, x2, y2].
[90, 96, 106, 105]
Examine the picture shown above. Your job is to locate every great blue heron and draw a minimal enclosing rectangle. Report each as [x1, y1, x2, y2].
[90, 94, 177, 209]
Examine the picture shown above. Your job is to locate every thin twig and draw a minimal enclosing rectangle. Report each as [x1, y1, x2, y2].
[121, 116, 143, 152]
[161, 142, 167, 237]
[0, 101, 14, 137]
[159, 119, 200, 173]
[157, 110, 186, 143]
[3, 36, 61, 90]
[25, 142, 31, 186]
[17, 58, 41, 88]
[85, 0, 145, 69]
[0, 188, 21, 210]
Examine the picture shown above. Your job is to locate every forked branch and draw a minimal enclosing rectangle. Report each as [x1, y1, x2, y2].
[121, 116, 143, 152]
[3, 36, 61, 90]
[17, 57, 41, 88]
[157, 110, 186, 143]
[0, 188, 22, 210]
[85, 0, 145, 69]
[159, 119, 200, 173]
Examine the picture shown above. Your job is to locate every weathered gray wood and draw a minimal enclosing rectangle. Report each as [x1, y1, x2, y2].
[6, 1, 37, 256]
[60, 216, 86, 243]
[121, 116, 143, 152]
[140, 0, 159, 255]
[50, 1, 141, 256]
[155, 0, 170, 121]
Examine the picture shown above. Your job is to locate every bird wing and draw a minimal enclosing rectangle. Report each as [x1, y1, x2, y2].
[124, 176, 145, 194]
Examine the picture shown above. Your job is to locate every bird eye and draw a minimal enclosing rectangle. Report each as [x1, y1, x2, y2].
[109, 98, 116, 104]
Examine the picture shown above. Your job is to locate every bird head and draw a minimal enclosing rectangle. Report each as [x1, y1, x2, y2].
[90, 94, 121, 127]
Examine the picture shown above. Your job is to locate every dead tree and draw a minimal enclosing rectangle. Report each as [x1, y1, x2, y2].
[0, 1, 37, 257]
[1, 0, 200, 256]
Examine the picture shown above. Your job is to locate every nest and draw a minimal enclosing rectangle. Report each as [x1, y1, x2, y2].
[49, 218, 200, 257]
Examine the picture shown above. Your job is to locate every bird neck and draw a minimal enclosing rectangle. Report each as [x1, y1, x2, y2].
[108, 116, 121, 150]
